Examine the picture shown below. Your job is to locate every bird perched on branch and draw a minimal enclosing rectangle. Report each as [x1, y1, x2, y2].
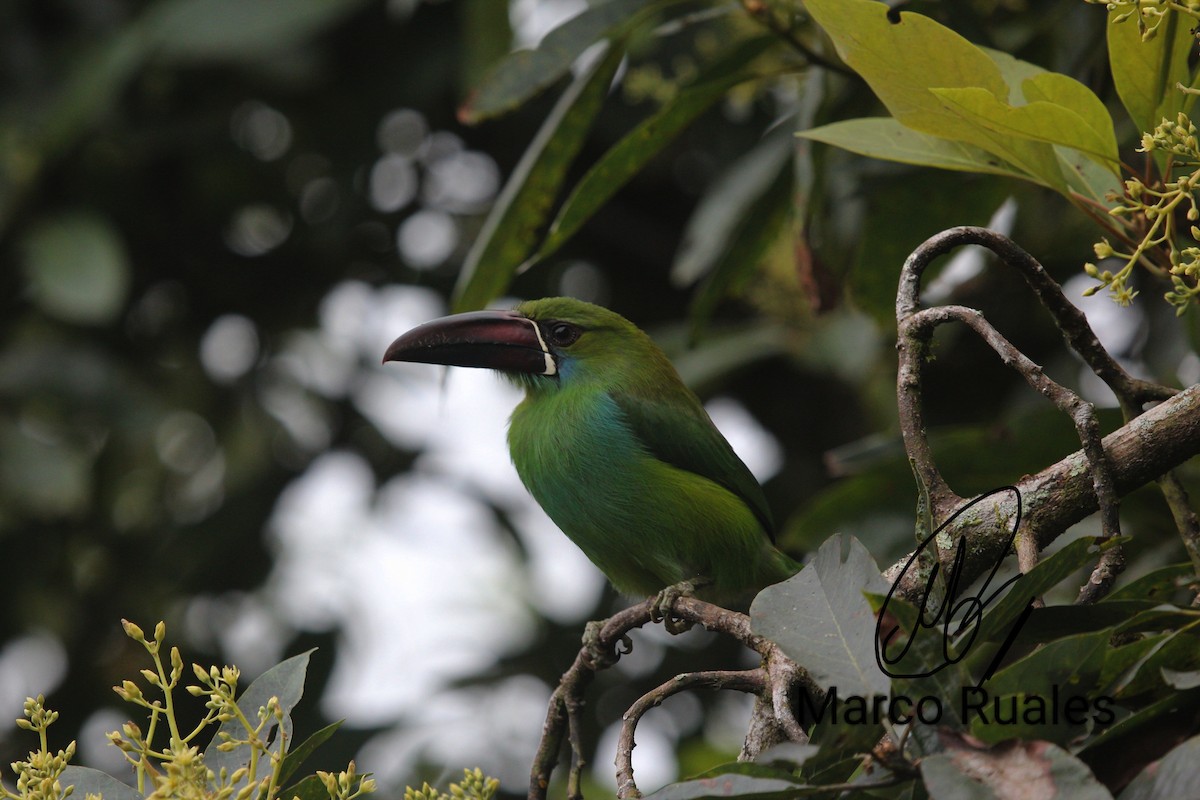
[383, 297, 799, 611]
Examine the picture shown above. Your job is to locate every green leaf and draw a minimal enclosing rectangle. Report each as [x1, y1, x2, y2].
[1021, 73, 1119, 158]
[970, 536, 1119, 649]
[203, 650, 314, 785]
[673, 124, 796, 288]
[966, 631, 1109, 744]
[1105, 562, 1198, 603]
[1107, 7, 1194, 136]
[980, 48, 1122, 201]
[531, 35, 775, 265]
[282, 774, 338, 800]
[751, 534, 891, 698]
[458, 0, 655, 123]
[1101, 623, 1200, 699]
[278, 720, 344, 787]
[458, 0, 513, 96]
[799, 118, 1026, 178]
[983, 629, 1110, 700]
[59, 767, 142, 800]
[802, 0, 1007, 140]
[1114, 605, 1200, 635]
[931, 83, 1117, 168]
[451, 42, 625, 311]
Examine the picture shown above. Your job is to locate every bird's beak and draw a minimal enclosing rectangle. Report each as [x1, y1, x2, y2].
[382, 310, 556, 375]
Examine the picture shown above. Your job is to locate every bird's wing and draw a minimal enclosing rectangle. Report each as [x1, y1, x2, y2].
[613, 392, 776, 541]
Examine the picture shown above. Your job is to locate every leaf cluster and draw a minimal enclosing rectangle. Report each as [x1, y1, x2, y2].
[647, 533, 1200, 799]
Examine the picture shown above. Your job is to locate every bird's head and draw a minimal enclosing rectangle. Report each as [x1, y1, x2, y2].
[382, 297, 667, 391]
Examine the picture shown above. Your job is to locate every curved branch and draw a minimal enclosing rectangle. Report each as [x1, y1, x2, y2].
[897, 226, 1176, 412]
[616, 670, 765, 799]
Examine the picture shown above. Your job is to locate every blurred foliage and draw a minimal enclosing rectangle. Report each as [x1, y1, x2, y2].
[1, 0, 1199, 797]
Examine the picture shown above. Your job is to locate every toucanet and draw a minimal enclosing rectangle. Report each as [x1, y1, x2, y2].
[383, 297, 799, 605]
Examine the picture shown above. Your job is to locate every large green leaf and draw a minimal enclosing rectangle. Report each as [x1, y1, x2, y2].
[458, 0, 656, 123]
[980, 48, 1122, 201]
[802, 0, 1005, 139]
[1078, 688, 1200, 785]
[1106, 7, 1194, 136]
[451, 42, 625, 312]
[1105, 562, 1198, 603]
[1018, 601, 1158, 643]
[800, 118, 1026, 178]
[751, 534, 891, 698]
[458, 0, 514, 95]
[531, 35, 775, 265]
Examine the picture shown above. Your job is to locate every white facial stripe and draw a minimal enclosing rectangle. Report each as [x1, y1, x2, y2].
[526, 318, 557, 375]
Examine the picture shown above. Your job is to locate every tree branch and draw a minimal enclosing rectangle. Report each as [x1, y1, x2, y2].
[885, 382, 1200, 595]
[528, 597, 816, 800]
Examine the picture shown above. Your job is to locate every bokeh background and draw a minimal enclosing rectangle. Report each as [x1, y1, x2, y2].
[2, 0, 1198, 795]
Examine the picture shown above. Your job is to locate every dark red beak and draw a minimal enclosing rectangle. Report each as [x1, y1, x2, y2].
[382, 310, 554, 375]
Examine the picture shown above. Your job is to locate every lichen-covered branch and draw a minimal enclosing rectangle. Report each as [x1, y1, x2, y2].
[885, 382, 1200, 596]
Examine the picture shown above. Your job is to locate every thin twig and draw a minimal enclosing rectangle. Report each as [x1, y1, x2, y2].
[616, 670, 765, 799]
[739, 0, 855, 76]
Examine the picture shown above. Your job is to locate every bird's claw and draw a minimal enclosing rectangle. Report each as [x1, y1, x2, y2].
[582, 620, 631, 669]
[651, 578, 706, 634]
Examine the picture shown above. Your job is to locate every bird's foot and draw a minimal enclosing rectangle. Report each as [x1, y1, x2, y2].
[651, 578, 709, 635]
[582, 620, 632, 669]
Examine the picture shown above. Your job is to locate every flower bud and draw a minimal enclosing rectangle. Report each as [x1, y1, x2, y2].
[122, 620, 145, 643]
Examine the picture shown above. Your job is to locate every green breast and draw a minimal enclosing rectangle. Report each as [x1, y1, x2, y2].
[508, 388, 784, 598]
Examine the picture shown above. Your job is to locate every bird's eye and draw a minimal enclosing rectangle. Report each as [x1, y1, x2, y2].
[544, 321, 582, 347]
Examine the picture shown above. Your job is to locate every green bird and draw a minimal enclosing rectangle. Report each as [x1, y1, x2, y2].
[382, 297, 799, 607]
